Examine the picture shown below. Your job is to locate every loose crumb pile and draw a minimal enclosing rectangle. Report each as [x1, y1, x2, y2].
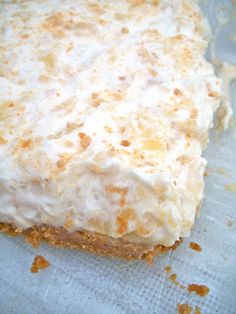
[30, 255, 50, 273]
[165, 266, 209, 297]
[165, 266, 184, 289]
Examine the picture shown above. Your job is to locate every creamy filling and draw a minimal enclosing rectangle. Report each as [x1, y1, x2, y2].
[0, 0, 222, 246]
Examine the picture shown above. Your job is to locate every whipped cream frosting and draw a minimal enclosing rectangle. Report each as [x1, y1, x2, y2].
[0, 0, 222, 246]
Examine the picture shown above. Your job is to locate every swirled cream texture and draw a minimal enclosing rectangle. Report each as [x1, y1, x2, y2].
[0, 0, 222, 246]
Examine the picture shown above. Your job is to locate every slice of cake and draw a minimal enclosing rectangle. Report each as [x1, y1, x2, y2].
[0, 0, 222, 261]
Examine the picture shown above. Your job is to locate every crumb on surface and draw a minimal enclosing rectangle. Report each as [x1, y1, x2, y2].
[187, 284, 209, 297]
[30, 255, 50, 273]
[169, 273, 177, 282]
[195, 306, 201, 314]
[189, 242, 202, 252]
[177, 303, 192, 314]
[225, 183, 236, 193]
[169, 273, 180, 286]
[166, 267, 186, 289]
[165, 265, 172, 273]
[227, 220, 234, 228]
[177, 303, 201, 314]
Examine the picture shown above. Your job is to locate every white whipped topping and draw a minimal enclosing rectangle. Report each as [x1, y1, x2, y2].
[0, 0, 222, 246]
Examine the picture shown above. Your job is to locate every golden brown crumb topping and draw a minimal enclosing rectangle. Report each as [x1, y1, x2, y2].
[121, 27, 129, 34]
[20, 139, 33, 149]
[117, 208, 135, 235]
[0, 136, 7, 144]
[120, 140, 130, 147]
[106, 185, 128, 207]
[56, 153, 72, 169]
[79, 132, 92, 149]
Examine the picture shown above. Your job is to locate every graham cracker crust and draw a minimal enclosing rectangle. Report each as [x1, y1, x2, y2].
[0, 222, 180, 262]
